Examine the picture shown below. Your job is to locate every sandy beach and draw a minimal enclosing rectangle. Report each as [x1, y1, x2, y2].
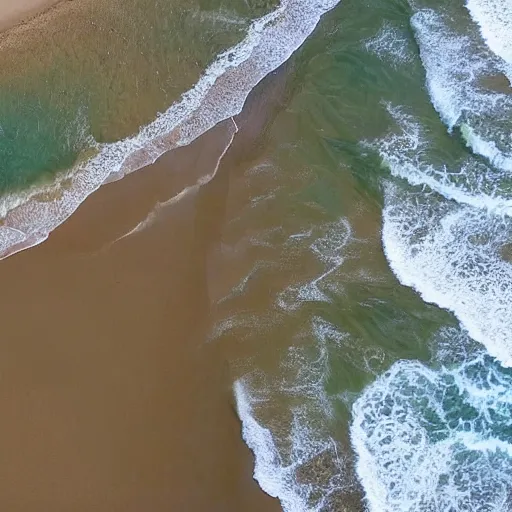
[0, 0, 62, 31]
[3, 0, 505, 508]
[0, 6, 290, 503]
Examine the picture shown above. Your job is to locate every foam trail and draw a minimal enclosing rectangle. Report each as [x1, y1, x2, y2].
[466, 0, 512, 81]
[365, 22, 414, 68]
[107, 118, 238, 247]
[277, 218, 352, 310]
[411, 9, 512, 170]
[382, 182, 512, 366]
[371, 105, 512, 214]
[234, 318, 350, 511]
[0, 0, 340, 259]
[351, 350, 512, 512]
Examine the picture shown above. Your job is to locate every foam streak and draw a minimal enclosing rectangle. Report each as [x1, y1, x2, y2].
[0, 0, 340, 259]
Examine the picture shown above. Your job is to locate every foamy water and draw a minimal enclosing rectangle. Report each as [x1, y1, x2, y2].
[411, 8, 512, 171]
[351, 347, 512, 512]
[382, 182, 512, 365]
[337, 2, 512, 509]
[230, 1, 512, 508]
[466, 0, 512, 81]
[217, 145, 362, 509]
[0, 0, 340, 259]
[365, 22, 415, 68]
[233, 1, 512, 499]
[233, 219, 357, 510]
[369, 104, 512, 368]
[371, 104, 512, 214]
[365, 5, 512, 367]
[235, 316, 352, 512]
[277, 218, 352, 310]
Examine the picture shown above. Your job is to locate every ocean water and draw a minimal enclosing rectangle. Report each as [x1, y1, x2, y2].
[3, 0, 512, 510]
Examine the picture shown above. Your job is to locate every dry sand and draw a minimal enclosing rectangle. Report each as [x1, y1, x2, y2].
[0, 55, 290, 510]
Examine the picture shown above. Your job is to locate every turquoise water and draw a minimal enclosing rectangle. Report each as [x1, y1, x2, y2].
[2, 0, 512, 509]
[0, 0, 275, 193]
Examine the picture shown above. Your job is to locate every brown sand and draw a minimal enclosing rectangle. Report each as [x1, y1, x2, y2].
[0, 0, 63, 32]
[0, 64, 290, 510]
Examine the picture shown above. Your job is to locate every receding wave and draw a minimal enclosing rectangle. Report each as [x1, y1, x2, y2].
[351, 345, 512, 512]
[0, 0, 340, 259]
[411, 9, 512, 172]
[234, 316, 354, 512]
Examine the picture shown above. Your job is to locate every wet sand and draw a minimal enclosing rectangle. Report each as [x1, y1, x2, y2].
[0, 0, 62, 32]
[0, 63, 290, 510]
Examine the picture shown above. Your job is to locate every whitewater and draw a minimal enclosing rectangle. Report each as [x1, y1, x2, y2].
[350, 1, 512, 511]
[0, 0, 340, 259]
[233, 1, 512, 508]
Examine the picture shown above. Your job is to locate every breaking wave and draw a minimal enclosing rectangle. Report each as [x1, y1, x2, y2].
[411, 8, 512, 171]
[351, 347, 512, 512]
[0, 0, 340, 259]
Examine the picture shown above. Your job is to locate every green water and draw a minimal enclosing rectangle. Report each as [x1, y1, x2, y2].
[218, 0, 512, 509]
[0, 0, 277, 192]
[2, 0, 512, 509]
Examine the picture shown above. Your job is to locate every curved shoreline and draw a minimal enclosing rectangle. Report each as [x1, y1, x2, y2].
[0, 0, 340, 260]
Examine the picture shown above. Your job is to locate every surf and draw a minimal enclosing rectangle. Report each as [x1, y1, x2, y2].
[465, 0, 512, 81]
[351, 345, 512, 512]
[0, 0, 341, 259]
[411, 8, 512, 172]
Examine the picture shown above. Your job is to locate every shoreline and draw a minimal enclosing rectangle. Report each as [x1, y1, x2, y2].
[0, 59, 290, 512]
[0, 0, 340, 261]
[0, 0, 63, 33]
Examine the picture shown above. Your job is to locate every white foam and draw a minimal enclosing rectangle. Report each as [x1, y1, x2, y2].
[365, 22, 415, 67]
[382, 182, 512, 366]
[235, 379, 334, 512]
[277, 218, 352, 310]
[372, 105, 512, 215]
[234, 317, 350, 512]
[466, 0, 512, 81]
[411, 9, 512, 171]
[351, 352, 512, 512]
[0, 0, 341, 259]
[461, 123, 512, 172]
[234, 381, 291, 503]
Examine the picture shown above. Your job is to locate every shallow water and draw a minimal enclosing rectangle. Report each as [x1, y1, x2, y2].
[3, 0, 512, 509]
[0, 0, 271, 193]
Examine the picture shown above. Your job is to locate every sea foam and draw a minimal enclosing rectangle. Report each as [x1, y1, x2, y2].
[0, 0, 340, 259]
[411, 9, 512, 171]
[365, 22, 415, 68]
[465, 0, 512, 81]
[227, 214, 356, 510]
[351, 350, 512, 512]
[234, 316, 353, 512]
[371, 104, 512, 366]
[382, 182, 512, 367]
[277, 217, 352, 310]
[371, 104, 512, 215]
